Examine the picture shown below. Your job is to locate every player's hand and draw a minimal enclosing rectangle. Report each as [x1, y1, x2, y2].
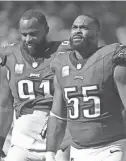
[46, 152, 56, 161]
[0, 150, 6, 161]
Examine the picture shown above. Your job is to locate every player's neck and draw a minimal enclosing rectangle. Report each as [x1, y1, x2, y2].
[21, 40, 49, 60]
[76, 45, 98, 59]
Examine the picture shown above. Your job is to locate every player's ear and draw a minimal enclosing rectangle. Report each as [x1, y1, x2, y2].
[46, 26, 49, 35]
[96, 31, 100, 39]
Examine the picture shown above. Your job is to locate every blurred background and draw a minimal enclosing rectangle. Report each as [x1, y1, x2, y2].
[1, 1, 126, 47]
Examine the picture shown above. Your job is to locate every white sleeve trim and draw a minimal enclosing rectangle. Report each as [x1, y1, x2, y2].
[7, 69, 10, 81]
[50, 111, 67, 120]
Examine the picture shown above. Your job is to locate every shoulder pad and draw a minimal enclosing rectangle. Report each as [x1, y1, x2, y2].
[0, 43, 17, 66]
[2, 43, 16, 48]
[113, 44, 126, 66]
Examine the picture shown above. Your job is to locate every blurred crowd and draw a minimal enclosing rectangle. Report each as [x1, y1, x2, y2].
[0, 1, 126, 46]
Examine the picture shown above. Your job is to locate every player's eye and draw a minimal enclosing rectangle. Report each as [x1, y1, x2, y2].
[80, 25, 89, 30]
[29, 31, 39, 37]
[29, 32, 37, 37]
[72, 25, 78, 29]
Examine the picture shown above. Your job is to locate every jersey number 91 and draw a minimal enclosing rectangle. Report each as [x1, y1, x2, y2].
[18, 79, 51, 100]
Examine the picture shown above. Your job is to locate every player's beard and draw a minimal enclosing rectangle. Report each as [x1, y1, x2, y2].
[23, 39, 47, 58]
[69, 36, 92, 51]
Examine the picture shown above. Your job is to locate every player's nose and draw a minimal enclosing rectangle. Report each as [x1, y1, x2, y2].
[76, 27, 82, 34]
[25, 35, 33, 43]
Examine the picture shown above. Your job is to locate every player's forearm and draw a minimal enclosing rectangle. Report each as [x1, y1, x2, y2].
[46, 115, 67, 153]
[0, 105, 13, 153]
[0, 106, 13, 138]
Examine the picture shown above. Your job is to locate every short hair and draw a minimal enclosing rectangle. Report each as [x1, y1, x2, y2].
[20, 9, 48, 27]
[84, 14, 100, 31]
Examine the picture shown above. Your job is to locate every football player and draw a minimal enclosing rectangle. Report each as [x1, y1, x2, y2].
[46, 14, 126, 161]
[0, 9, 69, 161]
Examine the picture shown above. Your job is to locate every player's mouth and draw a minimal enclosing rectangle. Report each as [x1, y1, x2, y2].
[73, 35, 83, 41]
[27, 44, 35, 48]
[72, 36, 83, 44]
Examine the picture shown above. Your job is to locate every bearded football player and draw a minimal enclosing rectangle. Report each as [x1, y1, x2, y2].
[46, 14, 126, 161]
[0, 9, 69, 161]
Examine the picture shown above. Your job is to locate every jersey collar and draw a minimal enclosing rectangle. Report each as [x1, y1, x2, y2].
[20, 42, 51, 68]
[69, 50, 87, 70]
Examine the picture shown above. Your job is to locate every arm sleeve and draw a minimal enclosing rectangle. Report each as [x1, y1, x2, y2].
[0, 66, 13, 139]
[46, 75, 67, 153]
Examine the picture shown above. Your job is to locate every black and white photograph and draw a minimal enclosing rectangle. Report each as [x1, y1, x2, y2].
[0, 1, 126, 161]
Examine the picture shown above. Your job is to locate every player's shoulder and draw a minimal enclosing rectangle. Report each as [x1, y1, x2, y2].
[57, 40, 71, 52]
[54, 40, 71, 58]
[111, 43, 126, 66]
[1, 42, 20, 54]
[50, 40, 70, 59]
[102, 43, 119, 50]
[2, 42, 16, 48]
[1, 42, 20, 52]
[53, 49, 70, 63]
[98, 42, 126, 67]
[93, 43, 124, 66]
[97, 43, 119, 57]
[0, 42, 20, 66]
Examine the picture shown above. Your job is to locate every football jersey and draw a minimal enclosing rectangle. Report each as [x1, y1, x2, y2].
[1, 41, 61, 118]
[51, 43, 126, 148]
[0, 41, 73, 150]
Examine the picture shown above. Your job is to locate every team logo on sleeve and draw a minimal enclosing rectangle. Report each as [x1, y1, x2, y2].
[15, 64, 24, 74]
[113, 44, 126, 66]
[62, 66, 69, 77]
[118, 48, 126, 58]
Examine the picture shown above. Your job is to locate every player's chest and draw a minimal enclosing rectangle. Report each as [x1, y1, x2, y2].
[59, 60, 104, 88]
[10, 63, 52, 80]
[9, 63, 54, 95]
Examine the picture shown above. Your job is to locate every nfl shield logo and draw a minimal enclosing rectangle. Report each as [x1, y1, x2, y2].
[77, 63, 82, 70]
[15, 64, 24, 74]
[32, 62, 38, 68]
[62, 66, 69, 77]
